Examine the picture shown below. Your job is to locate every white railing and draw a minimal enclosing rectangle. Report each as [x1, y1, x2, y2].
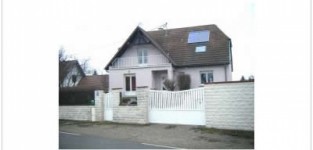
[149, 88, 205, 111]
[111, 55, 170, 69]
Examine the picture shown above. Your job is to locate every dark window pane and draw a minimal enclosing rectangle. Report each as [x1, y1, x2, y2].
[201, 73, 206, 84]
[208, 73, 213, 83]
[132, 76, 136, 91]
[126, 77, 130, 91]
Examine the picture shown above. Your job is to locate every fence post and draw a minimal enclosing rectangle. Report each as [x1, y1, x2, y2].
[92, 90, 104, 121]
[91, 107, 96, 122]
[136, 86, 149, 124]
[111, 88, 122, 122]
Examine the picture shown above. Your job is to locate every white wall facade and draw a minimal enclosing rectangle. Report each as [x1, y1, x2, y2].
[109, 65, 173, 92]
[121, 44, 166, 58]
[174, 64, 232, 89]
[108, 42, 232, 91]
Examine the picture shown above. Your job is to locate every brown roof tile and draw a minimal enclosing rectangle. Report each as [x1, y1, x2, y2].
[105, 24, 232, 69]
[147, 24, 231, 67]
[60, 75, 109, 92]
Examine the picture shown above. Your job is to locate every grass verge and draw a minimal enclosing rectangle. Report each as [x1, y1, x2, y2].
[191, 127, 254, 139]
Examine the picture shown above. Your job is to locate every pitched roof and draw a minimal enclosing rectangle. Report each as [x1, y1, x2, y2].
[104, 27, 175, 70]
[59, 60, 85, 83]
[147, 24, 232, 67]
[105, 24, 232, 69]
[60, 75, 109, 92]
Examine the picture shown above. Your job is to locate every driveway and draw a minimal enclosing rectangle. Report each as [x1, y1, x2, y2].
[59, 120, 254, 149]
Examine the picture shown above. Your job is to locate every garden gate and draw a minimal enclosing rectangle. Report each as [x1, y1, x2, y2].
[149, 88, 205, 125]
[104, 93, 113, 121]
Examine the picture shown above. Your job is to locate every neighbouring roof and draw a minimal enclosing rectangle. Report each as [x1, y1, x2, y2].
[59, 60, 86, 83]
[105, 24, 232, 70]
[60, 75, 109, 92]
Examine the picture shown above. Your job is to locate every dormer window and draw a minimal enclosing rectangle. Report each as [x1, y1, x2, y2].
[195, 46, 206, 52]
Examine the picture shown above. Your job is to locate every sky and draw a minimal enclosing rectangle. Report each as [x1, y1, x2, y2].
[57, 0, 255, 79]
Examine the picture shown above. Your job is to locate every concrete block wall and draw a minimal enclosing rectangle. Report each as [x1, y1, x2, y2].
[112, 87, 149, 124]
[204, 82, 254, 131]
[59, 106, 93, 121]
[59, 90, 105, 121]
[94, 90, 105, 121]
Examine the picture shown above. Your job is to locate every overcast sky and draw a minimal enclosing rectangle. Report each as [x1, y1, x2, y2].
[57, 0, 255, 80]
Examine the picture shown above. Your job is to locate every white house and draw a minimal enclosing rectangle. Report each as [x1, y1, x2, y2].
[105, 24, 233, 97]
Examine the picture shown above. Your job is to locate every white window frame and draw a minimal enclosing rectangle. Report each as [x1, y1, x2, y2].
[137, 49, 148, 65]
[195, 46, 206, 52]
[125, 74, 136, 92]
[200, 71, 214, 84]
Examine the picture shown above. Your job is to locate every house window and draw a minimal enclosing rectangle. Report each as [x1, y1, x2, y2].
[200, 71, 214, 84]
[71, 75, 77, 84]
[195, 46, 206, 52]
[125, 74, 136, 91]
[137, 49, 148, 64]
[188, 30, 210, 43]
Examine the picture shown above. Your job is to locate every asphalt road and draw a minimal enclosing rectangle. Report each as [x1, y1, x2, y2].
[59, 131, 174, 149]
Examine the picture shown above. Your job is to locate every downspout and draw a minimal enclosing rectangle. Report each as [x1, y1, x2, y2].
[224, 65, 227, 81]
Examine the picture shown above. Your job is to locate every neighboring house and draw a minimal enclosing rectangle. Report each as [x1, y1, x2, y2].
[59, 60, 85, 87]
[59, 74, 109, 105]
[61, 75, 109, 93]
[105, 24, 233, 96]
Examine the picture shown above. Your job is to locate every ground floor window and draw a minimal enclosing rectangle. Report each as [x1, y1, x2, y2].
[125, 74, 136, 91]
[200, 71, 214, 84]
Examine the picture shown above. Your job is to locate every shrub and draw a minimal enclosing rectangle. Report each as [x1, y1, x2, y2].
[59, 90, 94, 105]
[163, 79, 176, 91]
[177, 74, 191, 90]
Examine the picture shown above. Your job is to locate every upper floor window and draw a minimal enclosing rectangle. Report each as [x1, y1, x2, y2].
[200, 71, 213, 84]
[195, 46, 206, 52]
[188, 30, 210, 43]
[137, 49, 147, 64]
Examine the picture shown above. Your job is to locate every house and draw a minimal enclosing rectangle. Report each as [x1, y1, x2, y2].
[59, 74, 109, 105]
[105, 24, 233, 96]
[60, 75, 109, 92]
[59, 60, 86, 87]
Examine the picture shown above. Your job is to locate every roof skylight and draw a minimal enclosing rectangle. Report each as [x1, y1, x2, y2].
[187, 30, 210, 43]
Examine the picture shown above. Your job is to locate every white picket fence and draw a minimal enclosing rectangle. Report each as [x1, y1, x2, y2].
[149, 88, 205, 110]
[149, 88, 206, 125]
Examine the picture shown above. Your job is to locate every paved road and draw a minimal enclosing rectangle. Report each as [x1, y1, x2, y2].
[60, 120, 254, 149]
[59, 131, 174, 149]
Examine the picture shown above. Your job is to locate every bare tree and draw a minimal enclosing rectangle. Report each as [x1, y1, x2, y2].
[248, 75, 254, 81]
[78, 58, 90, 74]
[59, 46, 69, 62]
[240, 76, 246, 81]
